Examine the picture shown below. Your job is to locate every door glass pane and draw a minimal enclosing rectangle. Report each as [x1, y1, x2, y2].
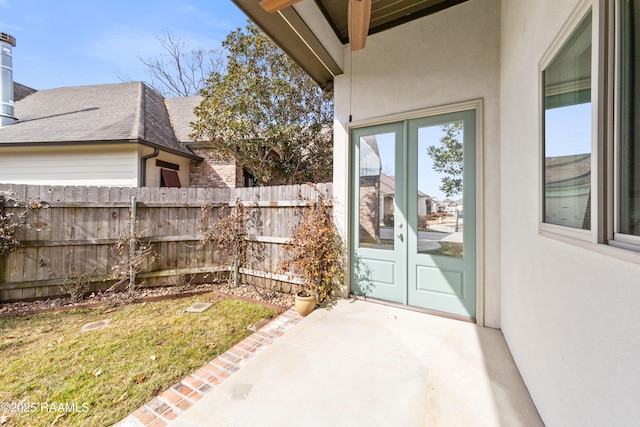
[619, 0, 640, 236]
[416, 122, 464, 258]
[543, 10, 592, 230]
[359, 132, 395, 250]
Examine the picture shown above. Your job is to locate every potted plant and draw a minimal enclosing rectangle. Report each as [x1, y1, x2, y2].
[281, 188, 344, 316]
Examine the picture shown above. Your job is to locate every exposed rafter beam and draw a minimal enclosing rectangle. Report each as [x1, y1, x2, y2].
[348, 0, 371, 51]
[259, 0, 303, 13]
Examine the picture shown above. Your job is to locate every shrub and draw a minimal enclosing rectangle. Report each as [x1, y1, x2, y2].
[280, 189, 344, 305]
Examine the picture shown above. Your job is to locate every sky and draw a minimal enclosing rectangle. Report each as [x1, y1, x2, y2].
[545, 102, 592, 156]
[369, 126, 455, 201]
[0, 0, 249, 90]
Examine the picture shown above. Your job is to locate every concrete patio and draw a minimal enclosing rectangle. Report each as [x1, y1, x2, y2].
[167, 299, 542, 427]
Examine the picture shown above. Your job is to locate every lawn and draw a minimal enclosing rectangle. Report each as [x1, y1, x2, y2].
[422, 241, 464, 258]
[0, 294, 277, 427]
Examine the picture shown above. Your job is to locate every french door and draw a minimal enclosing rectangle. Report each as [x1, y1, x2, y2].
[351, 110, 476, 318]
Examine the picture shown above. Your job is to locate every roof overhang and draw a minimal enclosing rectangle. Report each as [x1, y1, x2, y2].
[0, 139, 204, 161]
[232, 0, 344, 90]
[232, 0, 470, 88]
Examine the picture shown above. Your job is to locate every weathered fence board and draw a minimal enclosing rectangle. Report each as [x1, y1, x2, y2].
[0, 183, 332, 301]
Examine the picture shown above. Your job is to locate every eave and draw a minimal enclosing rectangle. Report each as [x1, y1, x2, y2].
[232, 0, 343, 89]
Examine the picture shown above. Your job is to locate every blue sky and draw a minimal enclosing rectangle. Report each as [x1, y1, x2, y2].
[369, 127, 454, 201]
[0, 0, 248, 90]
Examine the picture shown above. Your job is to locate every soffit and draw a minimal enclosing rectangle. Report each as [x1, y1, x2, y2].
[316, 0, 469, 44]
[231, 0, 469, 88]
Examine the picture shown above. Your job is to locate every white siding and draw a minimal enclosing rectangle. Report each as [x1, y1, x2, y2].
[0, 144, 138, 186]
[139, 146, 192, 187]
[333, 0, 502, 327]
[501, 0, 640, 425]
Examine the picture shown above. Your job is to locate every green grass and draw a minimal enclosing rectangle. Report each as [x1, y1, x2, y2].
[0, 294, 277, 427]
[421, 242, 464, 258]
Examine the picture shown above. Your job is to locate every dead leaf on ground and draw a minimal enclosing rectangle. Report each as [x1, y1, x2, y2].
[91, 368, 102, 377]
[136, 375, 146, 384]
[113, 392, 127, 405]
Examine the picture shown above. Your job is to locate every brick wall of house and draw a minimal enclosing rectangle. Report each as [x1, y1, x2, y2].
[359, 176, 380, 245]
[189, 147, 243, 189]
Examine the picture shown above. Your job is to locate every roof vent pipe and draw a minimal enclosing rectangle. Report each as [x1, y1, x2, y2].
[0, 32, 16, 128]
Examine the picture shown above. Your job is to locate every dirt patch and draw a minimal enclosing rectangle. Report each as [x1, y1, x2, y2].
[0, 282, 295, 317]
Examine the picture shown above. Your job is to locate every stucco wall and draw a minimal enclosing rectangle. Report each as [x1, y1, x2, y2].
[501, 0, 640, 424]
[333, 0, 502, 327]
[0, 144, 138, 186]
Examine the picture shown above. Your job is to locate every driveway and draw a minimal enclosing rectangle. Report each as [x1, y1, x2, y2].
[166, 300, 542, 427]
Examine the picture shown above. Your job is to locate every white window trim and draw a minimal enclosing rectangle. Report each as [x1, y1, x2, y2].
[538, 0, 599, 243]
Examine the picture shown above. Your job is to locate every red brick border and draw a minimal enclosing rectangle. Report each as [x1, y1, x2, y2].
[115, 308, 302, 427]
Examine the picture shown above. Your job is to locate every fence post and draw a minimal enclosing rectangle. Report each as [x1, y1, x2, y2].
[129, 196, 137, 293]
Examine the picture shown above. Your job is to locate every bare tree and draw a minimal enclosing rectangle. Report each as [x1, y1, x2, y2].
[118, 31, 224, 97]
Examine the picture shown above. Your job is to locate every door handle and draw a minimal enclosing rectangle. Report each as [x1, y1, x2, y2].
[397, 233, 404, 241]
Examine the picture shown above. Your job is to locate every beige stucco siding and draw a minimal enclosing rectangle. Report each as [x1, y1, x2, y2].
[0, 144, 138, 186]
[333, 0, 502, 327]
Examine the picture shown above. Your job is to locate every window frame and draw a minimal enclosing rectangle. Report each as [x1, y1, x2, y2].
[538, 0, 640, 257]
[538, 0, 604, 244]
[611, 0, 640, 252]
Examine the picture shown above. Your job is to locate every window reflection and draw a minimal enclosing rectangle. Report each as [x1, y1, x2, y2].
[543, 11, 592, 230]
[417, 124, 464, 258]
[359, 133, 395, 250]
[619, 0, 640, 236]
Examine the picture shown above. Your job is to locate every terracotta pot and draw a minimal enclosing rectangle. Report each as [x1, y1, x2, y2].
[294, 293, 317, 317]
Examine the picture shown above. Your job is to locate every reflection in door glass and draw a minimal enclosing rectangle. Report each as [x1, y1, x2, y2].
[359, 133, 395, 250]
[417, 122, 464, 258]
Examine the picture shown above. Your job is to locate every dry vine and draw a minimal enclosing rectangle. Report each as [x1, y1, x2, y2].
[0, 190, 47, 256]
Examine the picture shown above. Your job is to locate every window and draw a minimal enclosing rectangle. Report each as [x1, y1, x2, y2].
[543, 10, 593, 230]
[618, 0, 640, 238]
[539, 1, 640, 254]
[160, 169, 181, 188]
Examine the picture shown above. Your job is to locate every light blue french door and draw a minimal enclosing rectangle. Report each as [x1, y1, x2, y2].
[351, 110, 476, 318]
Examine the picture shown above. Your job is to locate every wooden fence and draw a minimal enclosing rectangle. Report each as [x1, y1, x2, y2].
[0, 183, 332, 301]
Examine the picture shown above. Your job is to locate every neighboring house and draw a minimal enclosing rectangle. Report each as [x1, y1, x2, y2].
[544, 153, 591, 229]
[165, 96, 244, 189]
[380, 174, 433, 219]
[0, 80, 201, 187]
[234, 0, 640, 425]
[0, 34, 242, 188]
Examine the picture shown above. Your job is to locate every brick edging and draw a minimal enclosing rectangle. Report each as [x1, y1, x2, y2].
[115, 307, 303, 427]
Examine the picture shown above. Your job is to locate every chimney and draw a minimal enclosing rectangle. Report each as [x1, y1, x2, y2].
[0, 32, 16, 127]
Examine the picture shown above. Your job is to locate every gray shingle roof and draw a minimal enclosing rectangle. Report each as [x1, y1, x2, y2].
[0, 81, 201, 160]
[164, 96, 202, 142]
[13, 82, 37, 101]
